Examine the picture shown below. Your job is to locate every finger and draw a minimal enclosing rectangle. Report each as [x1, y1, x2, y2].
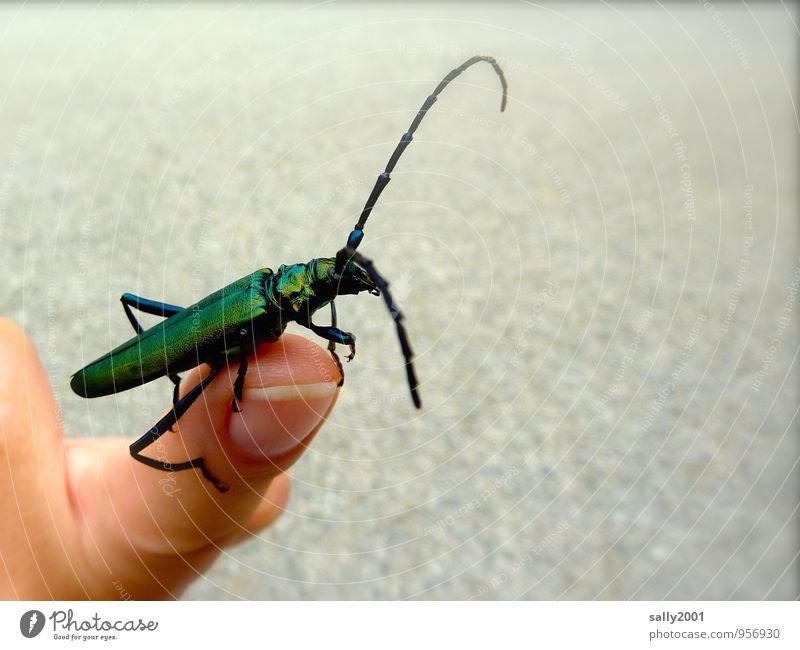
[70, 334, 339, 590]
[0, 318, 83, 597]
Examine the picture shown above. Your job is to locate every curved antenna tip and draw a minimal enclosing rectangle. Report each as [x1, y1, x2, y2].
[475, 54, 508, 112]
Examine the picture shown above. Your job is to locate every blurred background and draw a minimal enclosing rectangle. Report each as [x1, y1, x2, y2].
[0, 2, 796, 599]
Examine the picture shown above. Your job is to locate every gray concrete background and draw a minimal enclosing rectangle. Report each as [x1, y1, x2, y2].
[0, 4, 797, 599]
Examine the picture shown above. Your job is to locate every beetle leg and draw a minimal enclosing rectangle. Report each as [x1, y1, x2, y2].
[327, 302, 357, 361]
[121, 293, 186, 425]
[166, 374, 182, 432]
[297, 308, 357, 360]
[303, 322, 357, 361]
[324, 329, 355, 362]
[232, 330, 251, 413]
[327, 341, 344, 386]
[232, 353, 247, 413]
[328, 302, 344, 386]
[129, 365, 229, 492]
[326, 341, 344, 386]
[120, 292, 184, 334]
[169, 375, 181, 405]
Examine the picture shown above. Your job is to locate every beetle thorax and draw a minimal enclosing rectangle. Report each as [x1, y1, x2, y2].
[269, 258, 376, 316]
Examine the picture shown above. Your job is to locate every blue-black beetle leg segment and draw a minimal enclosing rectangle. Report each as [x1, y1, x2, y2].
[231, 329, 251, 414]
[129, 365, 229, 493]
[336, 55, 508, 273]
[339, 247, 421, 409]
[296, 302, 357, 368]
[328, 301, 345, 387]
[120, 292, 186, 425]
[120, 292, 185, 333]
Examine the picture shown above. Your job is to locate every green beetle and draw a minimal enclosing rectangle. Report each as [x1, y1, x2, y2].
[71, 56, 508, 491]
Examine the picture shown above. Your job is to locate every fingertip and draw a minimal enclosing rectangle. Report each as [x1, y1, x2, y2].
[0, 317, 61, 441]
[0, 317, 38, 381]
[222, 334, 342, 464]
[0, 316, 23, 338]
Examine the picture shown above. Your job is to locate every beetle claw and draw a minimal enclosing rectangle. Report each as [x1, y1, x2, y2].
[346, 343, 356, 362]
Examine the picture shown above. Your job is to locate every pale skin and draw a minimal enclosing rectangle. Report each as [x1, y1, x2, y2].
[0, 318, 340, 599]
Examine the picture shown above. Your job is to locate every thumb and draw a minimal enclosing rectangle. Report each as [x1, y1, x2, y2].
[70, 333, 339, 594]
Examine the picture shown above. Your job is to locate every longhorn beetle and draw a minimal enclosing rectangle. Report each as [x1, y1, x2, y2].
[71, 56, 508, 492]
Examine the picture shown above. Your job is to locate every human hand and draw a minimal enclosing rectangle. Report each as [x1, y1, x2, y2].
[0, 318, 340, 599]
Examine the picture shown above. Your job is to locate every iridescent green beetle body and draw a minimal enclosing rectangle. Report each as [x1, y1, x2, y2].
[70, 56, 508, 491]
[72, 269, 277, 398]
[71, 258, 376, 398]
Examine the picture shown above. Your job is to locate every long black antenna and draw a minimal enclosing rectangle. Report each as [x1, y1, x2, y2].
[340, 247, 421, 409]
[336, 55, 508, 270]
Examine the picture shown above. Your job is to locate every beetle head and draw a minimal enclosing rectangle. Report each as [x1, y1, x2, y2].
[313, 257, 379, 298]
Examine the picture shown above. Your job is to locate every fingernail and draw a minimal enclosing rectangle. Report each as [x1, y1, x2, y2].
[229, 382, 338, 459]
